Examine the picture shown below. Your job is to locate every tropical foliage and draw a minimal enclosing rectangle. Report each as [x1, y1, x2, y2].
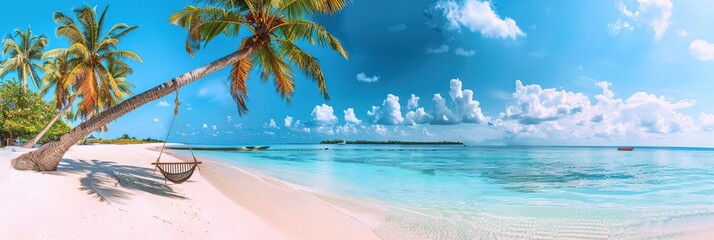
[0, 80, 71, 146]
[170, 0, 349, 114]
[43, 5, 142, 119]
[0, 27, 48, 91]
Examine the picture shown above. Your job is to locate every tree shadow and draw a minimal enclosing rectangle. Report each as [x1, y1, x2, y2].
[54, 159, 187, 204]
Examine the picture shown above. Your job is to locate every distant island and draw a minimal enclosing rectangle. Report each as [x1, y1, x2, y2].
[84, 134, 164, 145]
[320, 140, 464, 145]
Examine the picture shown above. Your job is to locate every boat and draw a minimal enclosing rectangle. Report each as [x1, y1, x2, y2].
[337, 140, 346, 145]
[617, 147, 634, 151]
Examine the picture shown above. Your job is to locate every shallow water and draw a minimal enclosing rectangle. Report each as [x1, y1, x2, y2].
[183, 145, 714, 239]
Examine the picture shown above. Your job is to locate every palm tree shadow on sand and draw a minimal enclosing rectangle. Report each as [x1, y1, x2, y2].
[47, 159, 187, 204]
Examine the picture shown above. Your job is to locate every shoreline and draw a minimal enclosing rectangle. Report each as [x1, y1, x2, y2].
[0, 144, 379, 240]
[164, 149, 382, 240]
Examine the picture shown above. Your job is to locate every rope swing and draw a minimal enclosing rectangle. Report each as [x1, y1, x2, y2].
[153, 85, 202, 184]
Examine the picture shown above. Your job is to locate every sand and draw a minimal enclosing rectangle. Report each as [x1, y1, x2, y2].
[0, 144, 380, 240]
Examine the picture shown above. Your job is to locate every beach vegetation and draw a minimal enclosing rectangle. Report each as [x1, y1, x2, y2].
[21, 5, 140, 148]
[12, 0, 350, 171]
[0, 80, 71, 146]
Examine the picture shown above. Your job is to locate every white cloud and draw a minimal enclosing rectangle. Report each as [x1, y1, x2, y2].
[198, 79, 233, 105]
[344, 108, 362, 125]
[436, 0, 525, 39]
[226, 115, 232, 122]
[454, 47, 476, 57]
[388, 23, 407, 32]
[374, 125, 388, 136]
[495, 80, 698, 139]
[311, 104, 338, 125]
[336, 123, 359, 134]
[368, 94, 404, 125]
[356, 72, 380, 83]
[449, 79, 489, 124]
[211, 125, 217, 130]
[406, 107, 431, 126]
[153, 118, 159, 123]
[502, 80, 591, 125]
[264, 119, 278, 129]
[202, 123, 208, 129]
[284, 116, 294, 128]
[607, 19, 634, 35]
[430, 93, 459, 125]
[426, 44, 449, 54]
[689, 39, 714, 61]
[407, 94, 420, 109]
[676, 29, 689, 37]
[610, 0, 673, 40]
[157, 101, 171, 107]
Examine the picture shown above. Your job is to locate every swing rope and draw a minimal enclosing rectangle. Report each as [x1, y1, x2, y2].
[152, 85, 201, 184]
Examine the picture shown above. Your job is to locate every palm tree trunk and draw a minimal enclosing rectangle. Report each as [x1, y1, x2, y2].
[12, 45, 259, 171]
[22, 98, 76, 148]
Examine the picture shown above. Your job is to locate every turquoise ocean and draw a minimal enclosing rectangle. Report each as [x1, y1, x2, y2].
[177, 144, 714, 239]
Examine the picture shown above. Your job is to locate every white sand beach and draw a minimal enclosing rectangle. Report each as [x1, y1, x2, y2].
[0, 144, 379, 240]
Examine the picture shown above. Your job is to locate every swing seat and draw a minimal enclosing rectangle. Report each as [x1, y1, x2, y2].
[152, 161, 202, 184]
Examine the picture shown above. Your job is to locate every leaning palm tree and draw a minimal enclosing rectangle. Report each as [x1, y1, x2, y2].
[20, 5, 141, 148]
[12, 0, 349, 171]
[0, 26, 49, 92]
[21, 51, 74, 148]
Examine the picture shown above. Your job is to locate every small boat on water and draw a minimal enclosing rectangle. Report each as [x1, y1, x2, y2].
[617, 147, 634, 151]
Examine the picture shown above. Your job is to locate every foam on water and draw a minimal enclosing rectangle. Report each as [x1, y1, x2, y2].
[179, 145, 714, 239]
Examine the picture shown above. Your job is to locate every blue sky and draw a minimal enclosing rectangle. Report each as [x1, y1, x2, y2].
[3, 0, 714, 146]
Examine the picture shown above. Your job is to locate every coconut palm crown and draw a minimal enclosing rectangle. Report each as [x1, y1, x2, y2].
[170, 0, 349, 114]
[43, 5, 142, 119]
[0, 27, 49, 91]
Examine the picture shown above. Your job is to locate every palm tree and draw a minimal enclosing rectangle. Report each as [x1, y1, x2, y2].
[0, 26, 49, 92]
[20, 5, 141, 148]
[43, 5, 142, 119]
[21, 51, 74, 147]
[21, 51, 136, 147]
[12, 0, 349, 171]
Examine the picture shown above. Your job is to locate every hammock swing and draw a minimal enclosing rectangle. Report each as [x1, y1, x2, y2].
[153, 87, 201, 184]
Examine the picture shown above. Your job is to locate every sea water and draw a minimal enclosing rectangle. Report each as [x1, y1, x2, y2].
[183, 145, 714, 239]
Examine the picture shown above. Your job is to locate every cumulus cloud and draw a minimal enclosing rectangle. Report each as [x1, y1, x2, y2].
[156, 101, 171, 107]
[449, 79, 489, 124]
[407, 94, 420, 110]
[202, 123, 208, 129]
[356, 72, 380, 83]
[311, 104, 338, 126]
[344, 108, 362, 124]
[610, 0, 673, 40]
[430, 94, 459, 125]
[405, 107, 431, 126]
[426, 44, 449, 54]
[496, 80, 698, 139]
[455, 47, 476, 57]
[226, 115, 232, 122]
[374, 125, 388, 135]
[701, 113, 714, 131]
[284, 116, 293, 128]
[212, 125, 218, 130]
[689, 39, 714, 61]
[502, 80, 590, 125]
[436, 0, 525, 39]
[368, 94, 405, 125]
